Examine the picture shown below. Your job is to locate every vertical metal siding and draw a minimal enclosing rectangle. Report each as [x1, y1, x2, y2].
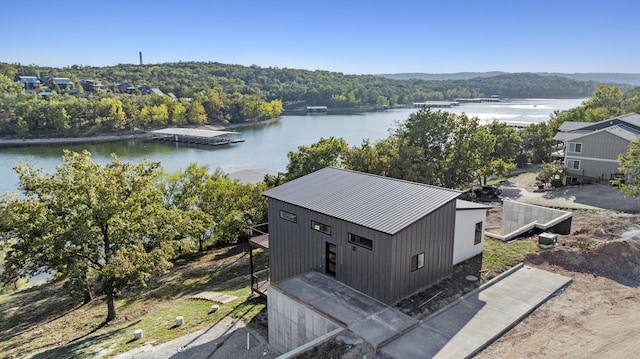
[387, 200, 456, 304]
[270, 198, 456, 305]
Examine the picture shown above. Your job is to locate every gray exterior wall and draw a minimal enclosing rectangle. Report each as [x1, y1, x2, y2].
[565, 131, 629, 180]
[268, 197, 457, 305]
[388, 200, 456, 304]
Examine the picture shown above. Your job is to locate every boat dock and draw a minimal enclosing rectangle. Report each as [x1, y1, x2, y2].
[413, 101, 460, 108]
[454, 97, 502, 103]
[150, 128, 245, 146]
[307, 106, 328, 112]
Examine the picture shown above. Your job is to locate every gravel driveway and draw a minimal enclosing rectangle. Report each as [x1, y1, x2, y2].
[500, 170, 640, 212]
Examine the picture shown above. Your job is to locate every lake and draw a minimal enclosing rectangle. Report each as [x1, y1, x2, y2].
[0, 98, 585, 195]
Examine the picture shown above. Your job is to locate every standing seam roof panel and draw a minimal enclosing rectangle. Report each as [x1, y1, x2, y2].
[262, 168, 461, 235]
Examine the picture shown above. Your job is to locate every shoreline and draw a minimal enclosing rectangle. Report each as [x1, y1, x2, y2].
[0, 118, 281, 148]
[0, 133, 154, 148]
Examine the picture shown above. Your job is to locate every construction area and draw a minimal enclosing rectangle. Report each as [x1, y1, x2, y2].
[295, 170, 640, 358]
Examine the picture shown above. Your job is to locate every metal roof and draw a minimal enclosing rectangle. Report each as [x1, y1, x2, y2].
[150, 128, 240, 137]
[456, 199, 491, 210]
[557, 121, 590, 132]
[262, 167, 461, 235]
[603, 125, 640, 142]
[558, 124, 640, 143]
[553, 132, 584, 141]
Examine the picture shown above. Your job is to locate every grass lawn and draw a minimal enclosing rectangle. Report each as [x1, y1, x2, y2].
[0, 244, 269, 359]
[482, 236, 539, 280]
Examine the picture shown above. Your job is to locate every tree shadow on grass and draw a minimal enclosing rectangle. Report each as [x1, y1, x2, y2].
[0, 280, 81, 343]
[167, 296, 267, 359]
[31, 319, 141, 359]
[141, 244, 266, 302]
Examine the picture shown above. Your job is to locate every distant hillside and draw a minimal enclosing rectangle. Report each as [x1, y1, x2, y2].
[537, 73, 640, 86]
[1, 62, 606, 109]
[378, 72, 506, 81]
[380, 72, 640, 87]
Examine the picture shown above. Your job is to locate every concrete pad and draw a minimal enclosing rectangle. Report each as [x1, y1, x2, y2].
[276, 272, 419, 350]
[382, 265, 571, 359]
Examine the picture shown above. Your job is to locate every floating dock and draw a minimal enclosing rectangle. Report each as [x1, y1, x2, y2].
[413, 101, 460, 108]
[150, 128, 245, 146]
[307, 106, 328, 112]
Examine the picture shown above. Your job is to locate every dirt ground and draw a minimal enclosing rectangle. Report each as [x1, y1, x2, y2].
[478, 211, 640, 358]
[475, 172, 640, 359]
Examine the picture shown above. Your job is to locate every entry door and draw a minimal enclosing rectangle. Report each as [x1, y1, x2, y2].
[326, 242, 336, 277]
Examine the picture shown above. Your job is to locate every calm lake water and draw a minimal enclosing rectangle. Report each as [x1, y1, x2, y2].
[0, 98, 585, 195]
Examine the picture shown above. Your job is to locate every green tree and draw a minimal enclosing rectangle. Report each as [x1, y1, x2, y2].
[387, 108, 486, 188]
[486, 120, 523, 163]
[582, 84, 623, 114]
[0, 73, 24, 95]
[346, 138, 398, 176]
[388, 108, 456, 185]
[186, 100, 208, 124]
[617, 138, 640, 199]
[160, 163, 214, 252]
[199, 172, 268, 246]
[520, 122, 554, 164]
[0, 150, 184, 322]
[538, 162, 566, 188]
[285, 137, 349, 180]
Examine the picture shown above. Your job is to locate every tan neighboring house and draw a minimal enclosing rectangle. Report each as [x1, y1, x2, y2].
[554, 113, 640, 184]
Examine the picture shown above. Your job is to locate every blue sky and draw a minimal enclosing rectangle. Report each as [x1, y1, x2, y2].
[1, 0, 638, 74]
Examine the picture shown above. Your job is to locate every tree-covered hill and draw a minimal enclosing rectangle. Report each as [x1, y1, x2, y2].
[381, 71, 639, 88]
[1, 62, 607, 109]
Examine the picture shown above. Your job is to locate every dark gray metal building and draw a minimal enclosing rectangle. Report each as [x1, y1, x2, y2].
[262, 167, 461, 305]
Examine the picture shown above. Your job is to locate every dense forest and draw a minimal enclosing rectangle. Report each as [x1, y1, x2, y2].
[381, 71, 640, 87]
[0, 61, 633, 138]
[1, 61, 608, 106]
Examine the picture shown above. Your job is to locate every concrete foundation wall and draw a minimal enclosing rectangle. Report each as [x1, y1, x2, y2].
[502, 201, 571, 235]
[268, 284, 344, 354]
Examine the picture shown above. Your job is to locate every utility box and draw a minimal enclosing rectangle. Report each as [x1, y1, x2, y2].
[538, 232, 558, 249]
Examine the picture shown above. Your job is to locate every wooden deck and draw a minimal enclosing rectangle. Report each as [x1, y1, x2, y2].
[252, 278, 270, 298]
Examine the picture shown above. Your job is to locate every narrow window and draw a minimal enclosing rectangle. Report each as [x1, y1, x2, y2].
[348, 233, 372, 250]
[279, 210, 297, 223]
[474, 222, 483, 245]
[567, 160, 580, 170]
[569, 142, 582, 153]
[411, 252, 425, 271]
[311, 220, 331, 235]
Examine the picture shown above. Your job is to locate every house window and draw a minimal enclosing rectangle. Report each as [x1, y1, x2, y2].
[474, 222, 482, 245]
[311, 220, 331, 235]
[411, 252, 425, 271]
[279, 210, 297, 223]
[568, 142, 582, 153]
[348, 233, 372, 250]
[567, 159, 580, 170]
